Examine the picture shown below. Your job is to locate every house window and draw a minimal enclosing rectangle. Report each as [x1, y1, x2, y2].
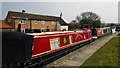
[41, 21, 45, 24]
[52, 21, 54, 25]
[34, 20, 38, 24]
[21, 19, 26, 24]
[7, 18, 11, 23]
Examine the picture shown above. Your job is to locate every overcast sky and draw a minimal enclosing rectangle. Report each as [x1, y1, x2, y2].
[1, 1, 119, 23]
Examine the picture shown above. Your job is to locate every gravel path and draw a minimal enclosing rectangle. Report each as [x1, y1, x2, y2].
[43, 32, 119, 67]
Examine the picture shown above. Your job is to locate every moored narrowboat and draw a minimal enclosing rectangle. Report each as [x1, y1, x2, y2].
[27, 29, 92, 58]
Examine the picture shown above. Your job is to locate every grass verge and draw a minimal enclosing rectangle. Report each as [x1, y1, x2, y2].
[80, 33, 120, 67]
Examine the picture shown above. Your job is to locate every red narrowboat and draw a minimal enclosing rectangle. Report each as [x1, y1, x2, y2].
[27, 29, 92, 59]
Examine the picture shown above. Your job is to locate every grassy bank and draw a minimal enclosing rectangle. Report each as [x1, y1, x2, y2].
[80, 33, 119, 67]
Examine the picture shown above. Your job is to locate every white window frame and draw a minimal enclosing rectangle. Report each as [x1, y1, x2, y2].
[41, 21, 45, 24]
[34, 20, 38, 24]
[20, 19, 26, 24]
[69, 35, 73, 44]
[50, 38, 60, 50]
[7, 18, 11, 22]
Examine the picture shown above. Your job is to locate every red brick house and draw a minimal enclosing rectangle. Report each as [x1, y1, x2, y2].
[3, 10, 68, 33]
[0, 20, 13, 29]
[0, 20, 14, 32]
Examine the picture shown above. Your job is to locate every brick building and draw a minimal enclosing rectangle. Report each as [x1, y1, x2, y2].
[3, 10, 68, 33]
[0, 20, 14, 32]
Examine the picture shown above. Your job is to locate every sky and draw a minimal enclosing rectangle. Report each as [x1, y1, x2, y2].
[1, 0, 119, 2]
[1, 0, 119, 23]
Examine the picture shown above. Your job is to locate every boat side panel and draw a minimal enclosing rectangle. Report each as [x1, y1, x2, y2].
[32, 30, 92, 58]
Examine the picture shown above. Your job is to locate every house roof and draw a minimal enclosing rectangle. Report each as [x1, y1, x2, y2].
[56, 17, 68, 25]
[7, 11, 68, 25]
[0, 20, 13, 29]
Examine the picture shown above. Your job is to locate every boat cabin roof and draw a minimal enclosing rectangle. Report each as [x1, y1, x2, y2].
[26, 29, 91, 36]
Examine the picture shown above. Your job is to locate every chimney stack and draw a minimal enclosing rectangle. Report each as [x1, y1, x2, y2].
[60, 12, 62, 18]
[22, 10, 25, 13]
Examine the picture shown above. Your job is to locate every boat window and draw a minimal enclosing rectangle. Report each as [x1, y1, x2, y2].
[62, 36, 67, 44]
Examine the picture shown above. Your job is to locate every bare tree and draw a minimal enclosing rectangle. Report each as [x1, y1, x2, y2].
[70, 20, 77, 24]
[68, 20, 80, 30]
[76, 12, 101, 28]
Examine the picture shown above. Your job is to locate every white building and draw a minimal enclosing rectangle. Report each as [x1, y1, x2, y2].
[56, 17, 68, 31]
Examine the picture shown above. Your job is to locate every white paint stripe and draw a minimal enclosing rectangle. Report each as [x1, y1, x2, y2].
[33, 32, 91, 38]
[27, 30, 88, 35]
